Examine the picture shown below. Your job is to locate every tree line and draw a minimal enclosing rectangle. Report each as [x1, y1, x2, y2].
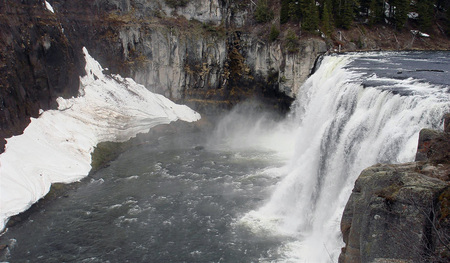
[255, 0, 450, 34]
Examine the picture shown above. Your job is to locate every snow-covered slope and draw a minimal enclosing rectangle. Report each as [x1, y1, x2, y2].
[0, 48, 201, 231]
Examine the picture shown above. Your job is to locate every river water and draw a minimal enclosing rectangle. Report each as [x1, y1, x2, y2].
[1, 51, 449, 262]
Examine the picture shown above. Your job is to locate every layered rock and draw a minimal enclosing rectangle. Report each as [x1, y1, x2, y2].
[50, 0, 325, 112]
[340, 116, 450, 263]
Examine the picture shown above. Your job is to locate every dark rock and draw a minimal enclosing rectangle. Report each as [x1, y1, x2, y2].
[194, 146, 204, 151]
[340, 123, 450, 263]
[415, 129, 442, 161]
[0, 0, 84, 153]
[415, 128, 450, 165]
[444, 113, 450, 133]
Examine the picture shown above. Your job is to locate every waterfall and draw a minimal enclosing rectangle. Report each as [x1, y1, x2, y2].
[241, 54, 450, 262]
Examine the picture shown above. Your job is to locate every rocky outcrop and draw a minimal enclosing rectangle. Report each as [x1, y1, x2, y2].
[0, 0, 84, 152]
[340, 116, 450, 263]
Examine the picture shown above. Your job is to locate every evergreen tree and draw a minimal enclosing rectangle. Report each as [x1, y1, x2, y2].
[254, 0, 274, 23]
[333, 0, 356, 29]
[303, 0, 320, 31]
[285, 29, 299, 53]
[417, 0, 434, 30]
[321, 0, 333, 35]
[368, 0, 384, 25]
[359, 0, 372, 16]
[269, 24, 280, 41]
[392, 0, 409, 29]
[281, 0, 291, 24]
[288, 1, 301, 22]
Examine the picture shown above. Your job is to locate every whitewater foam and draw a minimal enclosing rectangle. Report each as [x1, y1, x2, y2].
[0, 48, 200, 231]
[240, 54, 450, 262]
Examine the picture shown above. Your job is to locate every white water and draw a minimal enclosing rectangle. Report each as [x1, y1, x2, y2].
[0, 48, 200, 231]
[240, 55, 450, 262]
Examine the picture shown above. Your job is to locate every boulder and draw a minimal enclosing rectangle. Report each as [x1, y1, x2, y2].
[340, 163, 449, 263]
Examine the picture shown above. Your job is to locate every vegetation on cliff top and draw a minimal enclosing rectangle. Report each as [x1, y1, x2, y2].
[248, 0, 450, 51]
[276, 0, 449, 32]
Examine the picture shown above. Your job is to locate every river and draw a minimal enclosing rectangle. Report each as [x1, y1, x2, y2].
[1, 51, 449, 262]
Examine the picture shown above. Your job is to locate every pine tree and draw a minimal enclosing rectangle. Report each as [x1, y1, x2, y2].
[359, 0, 372, 16]
[333, 0, 356, 29]
[321, 0, 333, 35]
[285, 29, 299, 53]
[342, 0, 354, 28]
[254, 0, 274, 23]
[303, 0, 320, 31]
[269, 24, 280, 41]
[392, 0, 409, 29]
[281, 0, 291, 24]
[368, 0, 384, 25]
[417, 0, 434, 30]
[288, 1, 301, 22]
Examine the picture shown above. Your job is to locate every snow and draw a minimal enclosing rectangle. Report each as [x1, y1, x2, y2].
[408, 12, 419, 19]
[44, 1, 54, 13]
[411, 30, 430, 37]
[0, 47, 201, 231]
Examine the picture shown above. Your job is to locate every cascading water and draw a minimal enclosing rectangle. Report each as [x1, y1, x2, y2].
[241, 52, 450, 262]
[1, 51, 448, 262]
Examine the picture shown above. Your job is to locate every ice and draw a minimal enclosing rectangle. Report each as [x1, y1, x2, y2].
[0, 48, 200, 231]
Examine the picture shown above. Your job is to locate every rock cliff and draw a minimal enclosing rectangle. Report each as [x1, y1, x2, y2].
[0, 0, 84, 152]
[0, 0, 329, 152]
[50, 0, 326, 112]
[340, 114, 450, 263]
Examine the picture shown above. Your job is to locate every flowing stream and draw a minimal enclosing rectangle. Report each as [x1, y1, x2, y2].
[1, 51, 449, 262]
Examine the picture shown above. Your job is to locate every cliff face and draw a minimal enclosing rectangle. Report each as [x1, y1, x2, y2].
[50, 0, 326, 112]
[0, 0, 327, 152]
[0, 0, 84, 152]
[340, 114, 450, 263]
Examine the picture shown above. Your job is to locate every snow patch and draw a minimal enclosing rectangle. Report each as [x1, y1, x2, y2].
[411, 30, 430, 37]
[44, 1, 54, 13]
[408, 12, 418, 19]
[0, 47, 200, 231]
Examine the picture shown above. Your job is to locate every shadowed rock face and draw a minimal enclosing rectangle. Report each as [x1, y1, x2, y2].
[0, 0, 84, 153]
[339, 116, 450, 263]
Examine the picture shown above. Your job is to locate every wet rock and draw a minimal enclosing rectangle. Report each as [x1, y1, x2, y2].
[444, 113, 450, 133]
[194, 146, 204, 151]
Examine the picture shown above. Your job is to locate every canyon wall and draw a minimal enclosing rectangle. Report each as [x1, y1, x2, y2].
[0, 0, 328, 151]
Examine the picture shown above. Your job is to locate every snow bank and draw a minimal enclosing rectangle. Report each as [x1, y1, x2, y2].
[0, 47, 200, 231]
